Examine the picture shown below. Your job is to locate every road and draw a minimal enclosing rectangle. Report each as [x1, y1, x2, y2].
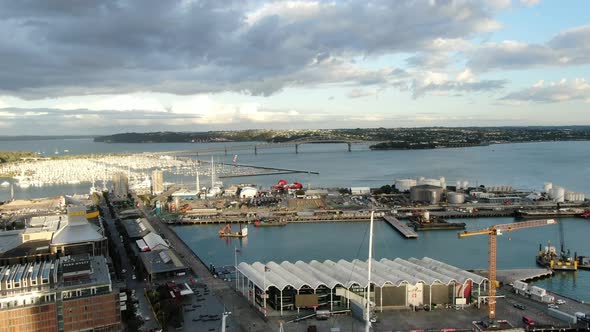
[100, 196, 160, 331]
[133, 193, 274, 332]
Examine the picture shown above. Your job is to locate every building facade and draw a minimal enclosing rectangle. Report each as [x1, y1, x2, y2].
[0, 255, 120, 332]
[112, 172, 129, 198]
[152, 170, 164, 195]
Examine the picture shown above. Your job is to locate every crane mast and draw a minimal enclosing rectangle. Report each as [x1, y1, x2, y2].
[458, 219, 556, 321]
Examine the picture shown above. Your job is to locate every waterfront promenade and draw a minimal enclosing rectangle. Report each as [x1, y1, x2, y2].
[133, 194, 274, 332]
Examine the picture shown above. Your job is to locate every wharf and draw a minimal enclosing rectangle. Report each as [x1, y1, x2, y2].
[168, 214, 376, 224]
[471, 268, 553, 284]
[383, 216, 418, 239]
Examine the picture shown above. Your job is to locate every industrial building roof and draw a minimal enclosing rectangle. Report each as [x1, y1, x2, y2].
[237, 257, 487, 291]
[141, 232, 169, 251]
[139, 249, 187, 276]
[121, 218, 150, 239]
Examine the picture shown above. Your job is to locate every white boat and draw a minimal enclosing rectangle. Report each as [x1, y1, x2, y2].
[0, 181, 9, 188]
[18, 181, 31, 188]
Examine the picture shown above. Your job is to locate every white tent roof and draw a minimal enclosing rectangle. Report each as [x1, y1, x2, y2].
[237, 257, 487, 291]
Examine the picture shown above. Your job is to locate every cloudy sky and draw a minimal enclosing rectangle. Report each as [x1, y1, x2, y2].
[0, 0, 589, 135]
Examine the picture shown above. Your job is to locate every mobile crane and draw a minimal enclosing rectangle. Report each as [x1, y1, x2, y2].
[458, 219, 557, 321]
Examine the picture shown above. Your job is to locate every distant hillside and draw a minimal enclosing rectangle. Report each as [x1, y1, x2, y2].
[94, 127, 590, 148]
[0, 151, 38, 163]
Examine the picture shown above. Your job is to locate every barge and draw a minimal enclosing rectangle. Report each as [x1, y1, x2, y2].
[219, 224, 248, 238]
[408, 211, 466, 231]
[517, 209, 584, 219]
[536, 243, 578, 271]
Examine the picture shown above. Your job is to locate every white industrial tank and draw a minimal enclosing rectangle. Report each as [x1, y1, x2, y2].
[550, 187, 565, 203]
[543, 182, 553, 193]
[394, 179, 417, 192]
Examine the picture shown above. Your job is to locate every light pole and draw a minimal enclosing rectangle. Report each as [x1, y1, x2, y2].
[263, 266, 268, 317]
[221, 311, 231, 332]
[234, 247, 239, 289]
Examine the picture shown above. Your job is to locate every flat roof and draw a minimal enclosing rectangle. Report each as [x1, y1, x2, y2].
[139, 249, 187, 275]
[26, 215, 63, 233]
[58, 255, 112, 290]
[0, 231, 24, 254]
[0, 196, 63, 212]
[121, 219, 150, 239]
[237, 257, 488, 291]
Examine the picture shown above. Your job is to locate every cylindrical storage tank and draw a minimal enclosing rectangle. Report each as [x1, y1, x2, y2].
[423, 211, 430, 221]
[461, 181, 469, 190]
[544, 182, 553, 193]
[447, 192, 466, 204]
[394, 179, 417, 192]
[456, 181, 462, 190]
[429, 191, 438, 204]
[551, 187, 565, 203]
[410, 185, 443, 204]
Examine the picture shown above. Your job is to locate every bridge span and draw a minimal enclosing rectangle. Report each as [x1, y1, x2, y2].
[152, 139, 383, 156]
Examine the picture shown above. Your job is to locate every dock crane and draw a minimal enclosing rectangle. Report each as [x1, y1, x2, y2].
[458, 219, 557, 321]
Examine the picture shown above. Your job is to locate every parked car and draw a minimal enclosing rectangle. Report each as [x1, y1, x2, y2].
[556, 299, 566, 304]
[513, 303, 526, 310]
[548, 303, 559, 309]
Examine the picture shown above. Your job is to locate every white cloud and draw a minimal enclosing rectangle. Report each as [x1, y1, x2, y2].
[501, 78, 590, 103]
[520, 0, 540, 7]
[468, 25, 590, 70]
[347, 89, 379, 99]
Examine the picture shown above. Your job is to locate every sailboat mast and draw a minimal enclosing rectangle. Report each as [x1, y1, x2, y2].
[366, 211, 374, 332]
[211, 156, 215, 188]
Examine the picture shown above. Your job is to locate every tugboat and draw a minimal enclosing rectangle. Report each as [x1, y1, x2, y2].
[408, 211, 466, 231]
[218, 223, 248, 238]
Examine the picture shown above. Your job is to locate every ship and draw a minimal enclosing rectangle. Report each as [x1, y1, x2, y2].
[254, 219, 287, 227]
[536, 243, 577, 271]
[408, 211, 466, 231]
[219, 224, 248, 238]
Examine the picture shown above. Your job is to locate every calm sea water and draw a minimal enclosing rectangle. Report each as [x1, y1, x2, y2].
[172, 217, 590, 302]
[1, 138, 590, 300]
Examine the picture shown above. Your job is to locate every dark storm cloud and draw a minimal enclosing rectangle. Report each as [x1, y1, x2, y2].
[0, 0, 501, 98]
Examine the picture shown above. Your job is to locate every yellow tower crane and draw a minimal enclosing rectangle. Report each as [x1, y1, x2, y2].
[458, 219, 557, 321]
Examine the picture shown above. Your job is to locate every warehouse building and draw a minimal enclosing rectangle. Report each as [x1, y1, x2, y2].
[236, 257, 487, 316]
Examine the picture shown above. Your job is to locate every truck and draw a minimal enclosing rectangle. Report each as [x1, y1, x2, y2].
[547, 308, 577, 324]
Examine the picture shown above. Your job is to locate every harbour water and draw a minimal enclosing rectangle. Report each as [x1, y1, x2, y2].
[173, 217, 590, 302]
[2, 138, 590, 301]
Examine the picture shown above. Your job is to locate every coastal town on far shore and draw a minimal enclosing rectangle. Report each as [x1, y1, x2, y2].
[2, 138, 590, 331]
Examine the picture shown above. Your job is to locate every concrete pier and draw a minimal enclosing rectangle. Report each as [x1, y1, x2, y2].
[383, 216, 418, 238]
